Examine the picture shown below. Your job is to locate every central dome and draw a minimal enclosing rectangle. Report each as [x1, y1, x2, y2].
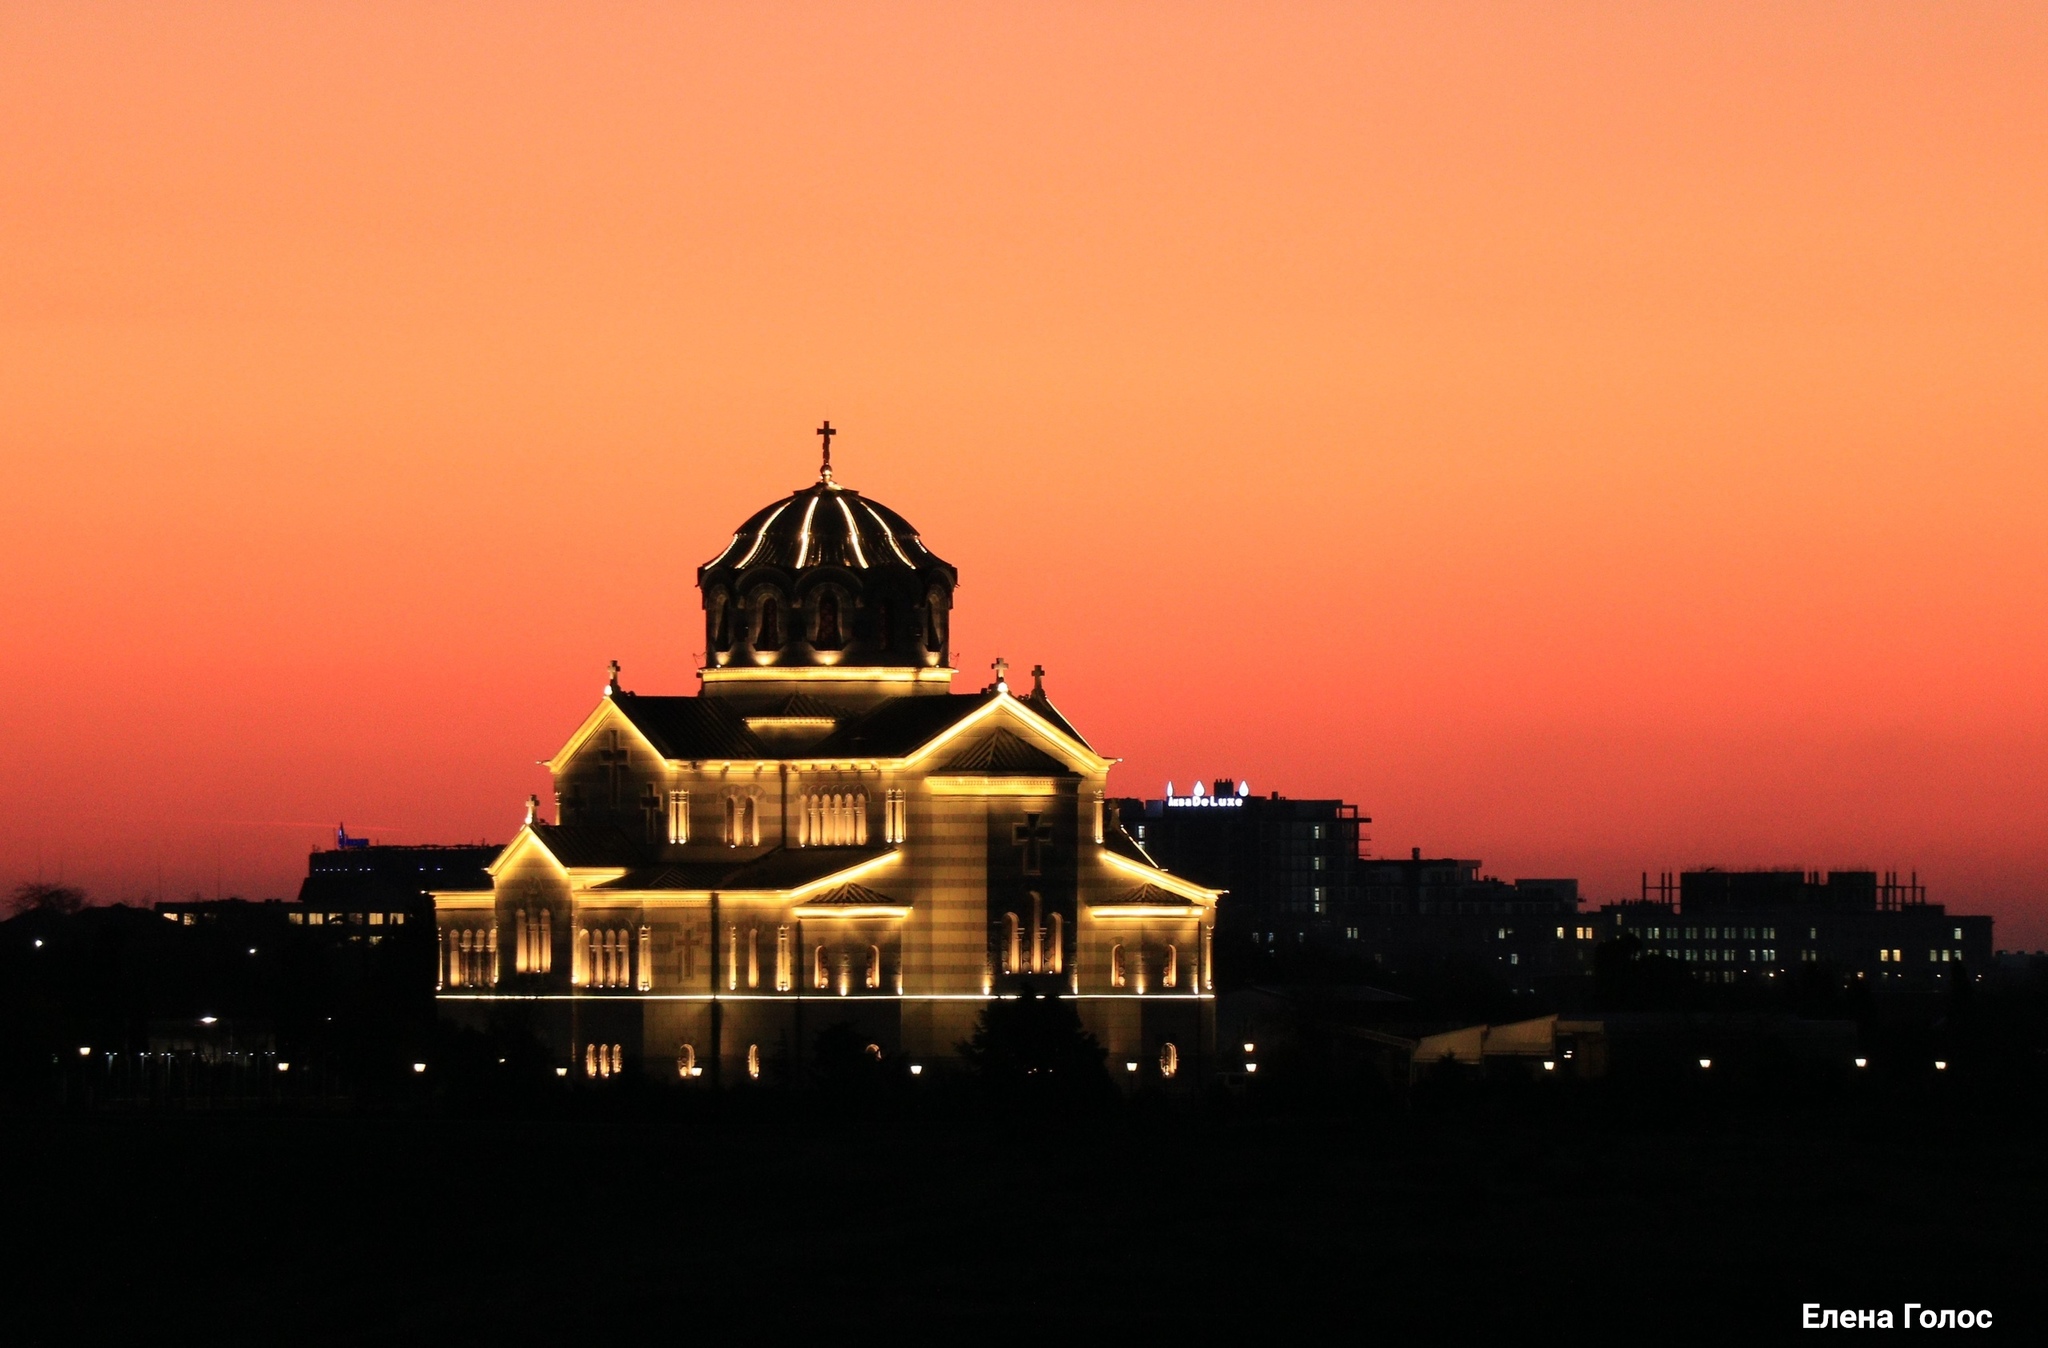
[697, 469, 958, 689]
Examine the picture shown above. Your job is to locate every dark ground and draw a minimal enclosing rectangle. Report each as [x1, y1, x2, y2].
[3, 1086, 2038, 1344]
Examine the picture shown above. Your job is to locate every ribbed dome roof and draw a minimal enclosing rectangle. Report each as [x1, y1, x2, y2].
[702, 481, 949, 575]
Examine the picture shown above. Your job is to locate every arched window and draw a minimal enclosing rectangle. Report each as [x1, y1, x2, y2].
[746, 926, 760, 989]
[1003, 913, 1020, 974]
[866, 944, 882, 990]
[677, 1043, 697, 1079]
[743, 797, 758, 845]
[815, 592, 843, 649]
[585, 1043, 598, 1078]
[775, 925, 792, 993]
[855, 792, 868, 845]
[813, 944, 829, 990]
[574, 927, 590, 985]
[710, 589, 731, 652]
[638, 926, 652, 992]
[724, 797, 737, 847]
[515, 910, 529, 974]
[1159, 1042, 1179, 1078]
[746, 1043, 761, 1081]
[539, 908, 551, 973]
[611, 1044, 623, 1076]
[726, 925, 738, 992]
[757, 595, 782, 650]
[1162, 943, 1179, 990]
[1047, 913, 1064, 974]
[1110, 943, 1127, 988]
[865, 1043, 883, 1061]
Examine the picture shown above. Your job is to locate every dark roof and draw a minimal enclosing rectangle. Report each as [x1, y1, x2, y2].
[1100, 821, 1162, 869]
[591, 846, 896, 893]
[1021, 690, 1092, 750]
[528, 824, 649, 869]
[799, 881, 906, 907]
[699, 481, 952, 576]
[609, 695, 760, 759]
[747, 692, 845, 720]
[808, 693, 994, 758]
[939, 727, 1074, 775]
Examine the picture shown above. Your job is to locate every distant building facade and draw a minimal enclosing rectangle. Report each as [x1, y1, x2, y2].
[1117, 787, 1588, 986]
[1599, 870, 1993, 983]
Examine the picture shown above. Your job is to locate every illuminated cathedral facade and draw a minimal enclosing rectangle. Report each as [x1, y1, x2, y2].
[435, 431, 1218, 1085]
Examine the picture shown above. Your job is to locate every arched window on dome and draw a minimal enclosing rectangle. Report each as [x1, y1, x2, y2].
[757, 595, 782, 651]
[815, 591, 843, 650]
[709, 589, 731, 653]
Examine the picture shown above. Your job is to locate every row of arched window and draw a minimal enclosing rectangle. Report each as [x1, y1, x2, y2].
[513, 907, 553, 974]
[1000, 910, 1065, 976]
[1108, 941, 1178, 992]
[799, 791, 868, 846]
[814, 943, 885, 993]
[585, 1043, 624, 1078]
[724, 797, 761, 847]
[576, 926, 648, 990]
[708, 584, 945, 657]
[443, 927, 497, 988]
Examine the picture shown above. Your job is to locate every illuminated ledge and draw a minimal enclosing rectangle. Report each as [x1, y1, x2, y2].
[438, 992, 1215, 1003]
[926, 775, 1067, 796]
[1090, 905, 1205, 919]
[702, 666, 954, 686]
[744, 716, 840, 730]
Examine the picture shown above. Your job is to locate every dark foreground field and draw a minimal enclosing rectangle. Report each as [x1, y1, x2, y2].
[4, 1088, 2039, 1343]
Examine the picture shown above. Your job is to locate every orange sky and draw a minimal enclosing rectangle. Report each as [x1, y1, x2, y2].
[3, 4, 2045, 941]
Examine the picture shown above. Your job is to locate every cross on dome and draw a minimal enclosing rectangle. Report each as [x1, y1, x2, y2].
[816, 420, 836, 482]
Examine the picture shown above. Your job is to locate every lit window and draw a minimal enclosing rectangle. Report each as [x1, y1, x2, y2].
[288, 913, 303, 925]
[1162, 943, 1178, 990]
[1110, 943, 1127, 988]
[669, 789, 691, 844]
[1159, 1042, 1180, 1079]
[390, 913, 405, 926]
[369, 912, 384, 926]
[746, 1043, 761, 1081]
[866, 945, 882, 990]
[677, 1043, 696, 1079]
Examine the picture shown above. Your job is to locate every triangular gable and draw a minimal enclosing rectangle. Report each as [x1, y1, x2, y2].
[1098, 848, 1221, 905]
[544, 696, 669, 772]
[485, 827, 567, 880]
[898, 692, 1113, 776]
[938, 727, 1074, 775]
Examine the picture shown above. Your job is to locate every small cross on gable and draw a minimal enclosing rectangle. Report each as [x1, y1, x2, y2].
[991, 655, 1009, 692]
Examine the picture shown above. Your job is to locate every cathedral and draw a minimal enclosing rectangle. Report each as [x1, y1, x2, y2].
[434, 428, 1218, 1085]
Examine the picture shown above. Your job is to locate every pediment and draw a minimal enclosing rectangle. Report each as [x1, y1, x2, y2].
[938, 727, 1074, 775]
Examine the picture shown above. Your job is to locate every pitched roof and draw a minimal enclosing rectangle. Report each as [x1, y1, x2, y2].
[1100, 821, 1162, 869]
[807, 693, 995, 758]
[528, 823, 647, 869]
[590, 846, 896, 893]
[749, 692, 844, 720]
[1021, 690, 1092, 750]
[607, 695, 760, 760]
[938, 727, 1075, 775]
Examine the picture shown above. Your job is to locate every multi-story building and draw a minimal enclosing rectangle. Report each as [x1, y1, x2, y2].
[1599, 869, 1993, 984]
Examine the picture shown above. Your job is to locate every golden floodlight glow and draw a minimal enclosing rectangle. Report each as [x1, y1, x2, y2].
[736, 500, 791, 568]
[860, 499, 915, 566]
[836, 497, 869, 567]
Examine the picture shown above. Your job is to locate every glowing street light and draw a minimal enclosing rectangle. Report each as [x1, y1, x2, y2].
[1698, 1058, 1713, 1070]
[1934, 1060, 1948, 1071]
[909, 1064, 924, 1076]
[1854, 1057, 1868, 1068]
[412, 1062, 427, 1073]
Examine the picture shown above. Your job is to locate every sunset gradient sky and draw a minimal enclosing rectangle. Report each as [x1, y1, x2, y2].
[3, 4, 2045, 939]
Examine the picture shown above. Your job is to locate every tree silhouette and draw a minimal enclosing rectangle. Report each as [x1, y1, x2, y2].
[959, 980, 1110, 1100]
[9, 882, 85, 917]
